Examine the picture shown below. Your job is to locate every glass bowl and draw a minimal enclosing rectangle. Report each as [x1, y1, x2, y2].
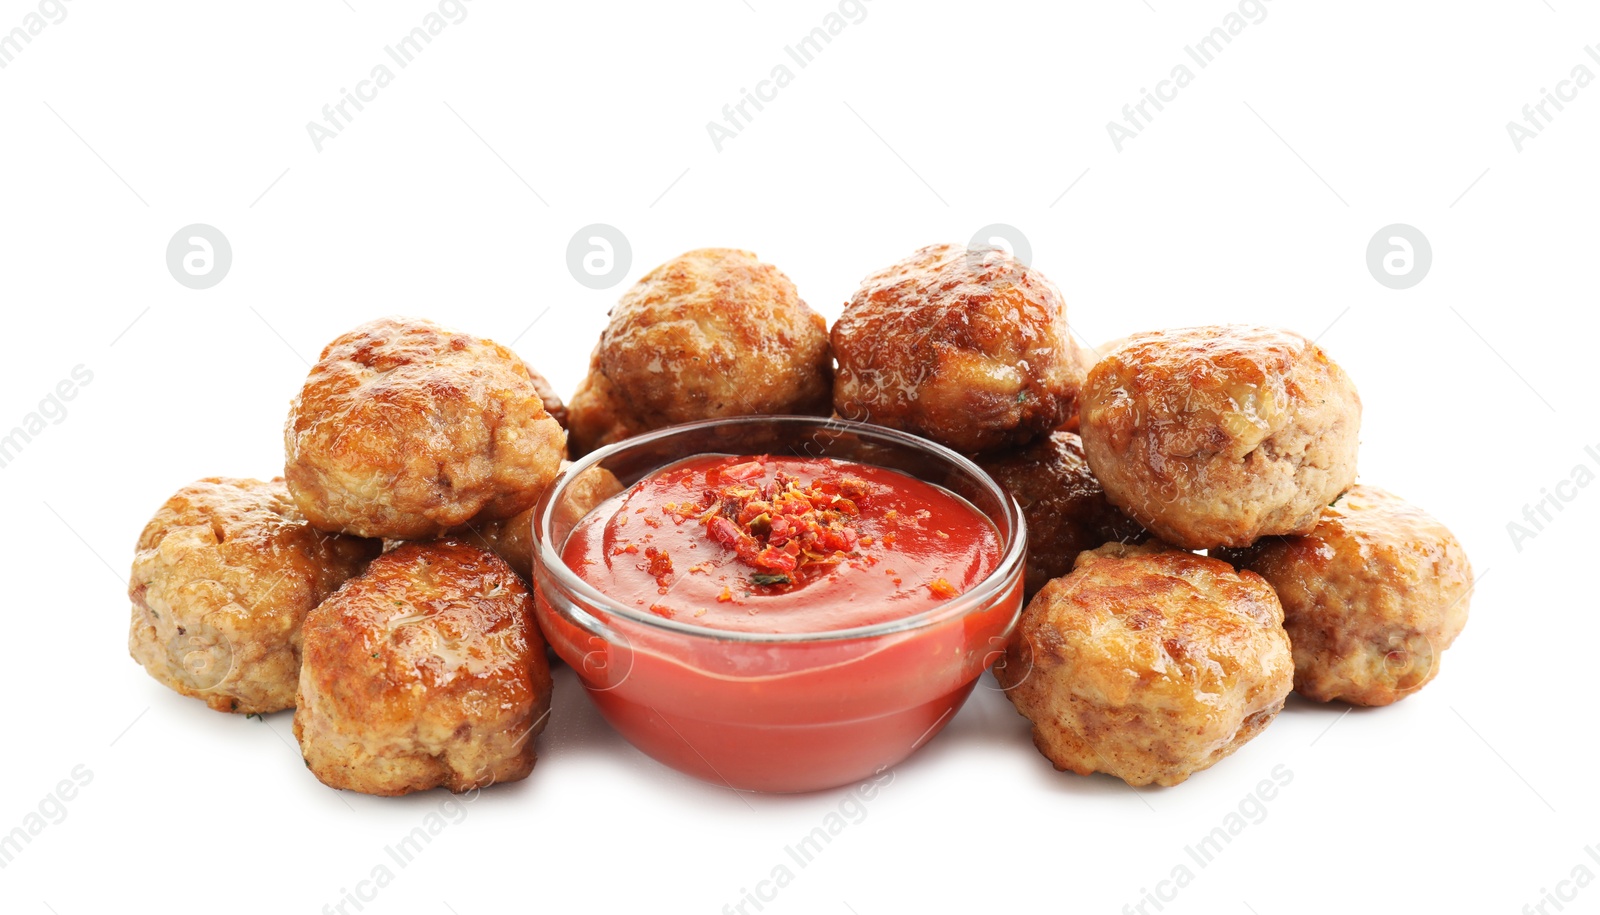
[532, 415, 1027, 793]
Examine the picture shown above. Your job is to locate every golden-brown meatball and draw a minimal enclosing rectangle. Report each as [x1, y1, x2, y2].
[457, 462, 623, 580]
[527, 366, 568, 430]
[976, 431, 1145, 599]
[831, 244, 1084, 454]
[457, 507, 538, 582]
[1217, 485, 1471, 706]
[294, 540, 552, 796]
[1079, 325, 1360, 549]
[284, 317, 567, 540]
[128, 478, 379, 714]
[997, 541, 1293, 787]
[566, 248, 832, 455]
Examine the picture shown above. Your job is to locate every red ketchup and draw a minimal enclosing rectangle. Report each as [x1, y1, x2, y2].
[563, 455, 1000, 632]
[543, 454, 1017, 793]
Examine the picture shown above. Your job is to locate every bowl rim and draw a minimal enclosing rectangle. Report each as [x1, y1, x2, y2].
[533, 415, 1027, 645]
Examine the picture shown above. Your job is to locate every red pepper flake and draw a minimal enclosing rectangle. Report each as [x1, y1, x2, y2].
[643, 546, 674, 587]
[716, 586, 733, 603]
[708, 516, 741, 548]
[928, 578, 957, 599]
[719, 460, 766, 481]
[648, 603, 674, 618]
[684, 458, 866, 588]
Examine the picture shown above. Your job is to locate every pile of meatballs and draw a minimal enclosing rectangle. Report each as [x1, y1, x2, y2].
[127, 244, 1472, 795]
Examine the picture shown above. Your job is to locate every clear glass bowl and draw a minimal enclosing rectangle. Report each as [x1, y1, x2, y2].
[532, 416, 1027, 793]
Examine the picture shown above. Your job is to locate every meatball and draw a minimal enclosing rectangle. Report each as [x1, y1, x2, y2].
[458, 462, 623, 580]
[976, 431, 1145, 599]
[284, 317, 567, 540]
[831, 244, 1084, 454]
[997, 541, 1293, 787]
[294, 540, 552, 796]
[1217, 485, 1472, 706]
[128, 478, 379, 714]
[566, 248, 832, 456]
[458, 507, 538, 582]
[1079, 325, 1361, 549]
[527, 367, 568, 430]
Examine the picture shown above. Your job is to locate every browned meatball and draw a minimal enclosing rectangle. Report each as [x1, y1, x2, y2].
[1055, 338, 1097, 434]
[1218, 485, 1472, 706]
[831, 244, 1084, 454]
[566, 249, 832, 455]
[128, 478, 378, 713]
[294, 540, 552, 796]
[454, 507, 537, 582]
[997, 541, 1293, 787]
[1079, 325, 1361, 549]
[976, 431, 1145, 599]
[457, 462, 623, 580]
[527, 367, 568, 430]
[284, 317, 567, 540]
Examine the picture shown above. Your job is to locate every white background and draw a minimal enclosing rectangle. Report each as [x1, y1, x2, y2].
[2, 1, 1595, 913]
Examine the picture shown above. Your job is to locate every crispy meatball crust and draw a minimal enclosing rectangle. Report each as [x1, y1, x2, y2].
[566, 248, 833, 456]
[997, 541, 1293, 787]
[128, 478, 379, 714]
[831, 244, 1084, 454]
[294, 540, 552, 796]
[976, 431, 1145, 599]
[1218, 485, 1471, 706]
[1079, 325, 1361, 549]
[284, 317, 567, 540]
[458, 507, 537, 582]
[458, 462, 624, 581]
[527, 367, 568, 430]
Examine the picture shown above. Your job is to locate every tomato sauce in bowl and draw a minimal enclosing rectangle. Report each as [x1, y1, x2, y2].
[533, 417, 1026, 793]
[562, 454, 1001, 634]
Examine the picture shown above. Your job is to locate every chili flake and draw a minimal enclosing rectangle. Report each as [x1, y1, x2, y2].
[688, 457, 865, 589]
[643, 546, 674, 588]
